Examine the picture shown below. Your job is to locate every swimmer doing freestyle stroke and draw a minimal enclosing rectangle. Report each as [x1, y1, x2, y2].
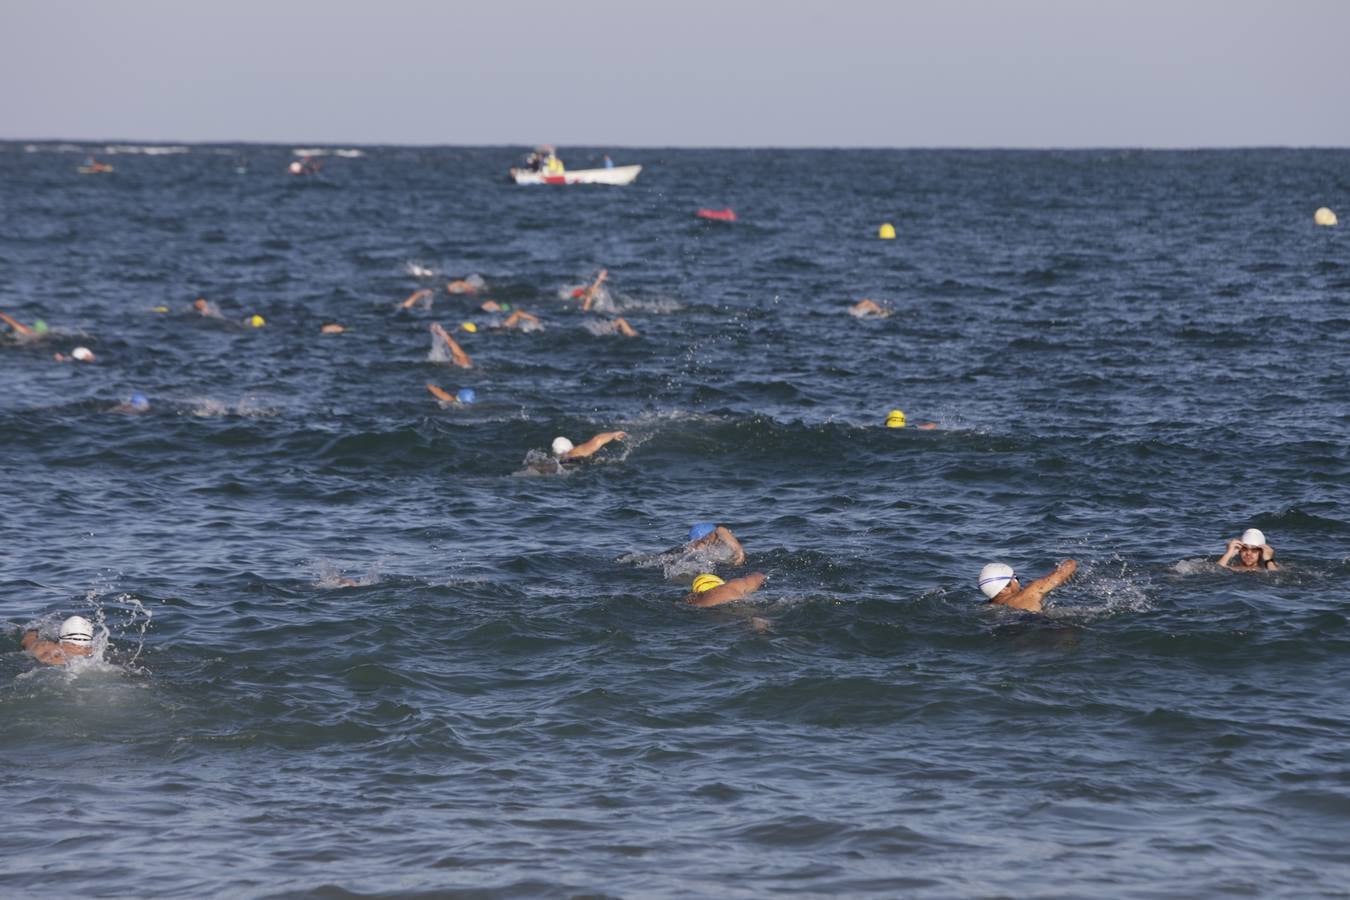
[429, 322, 473, 368]
[20, 616, 96, 666]
[683, 572, 766, 608]
[977, 559, 1077, 612]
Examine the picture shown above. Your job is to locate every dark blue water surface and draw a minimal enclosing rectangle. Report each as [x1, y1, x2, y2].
[2, 143, 1348, 897]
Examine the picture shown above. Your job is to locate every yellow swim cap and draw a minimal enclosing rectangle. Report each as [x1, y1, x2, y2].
[152, 305, 169, 313]
[879, 223, 897, 240]
[885, 409, 906, 428]
[247, 314, 266, 328]
[460, 322, 477, 333]
[692, 574, 725, 593]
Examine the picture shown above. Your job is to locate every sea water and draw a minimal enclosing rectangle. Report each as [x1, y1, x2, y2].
[1, 144, 1347, 896]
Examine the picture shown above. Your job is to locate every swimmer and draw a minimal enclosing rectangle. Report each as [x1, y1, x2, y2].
[480, 300, 508, 313]
[320, 323, 346, 334]
[552, 431, 627, 461]
[502, 310, 543, 331]
[427, 383, 476, 406]
[684, 522, 747, 565]
[192, 297, 224, 318]
[683, 572, 766, 608]
[1218, 528, 1279, 571]
[584, 317, 638, 337]
[885, 409, 937, 430]
[571, 269, 609, 311]
[447, 274, 487, 295]
[401, 288, 433, 310]
[519, 430, 628, 476]
[977, 559, 1077, 612]
[111, 393, 150, 414]
[54, 346, 95, 363]
[429, 322, 473, 368]
[21, 616, 95, 666]
[848, 299, 892, 319]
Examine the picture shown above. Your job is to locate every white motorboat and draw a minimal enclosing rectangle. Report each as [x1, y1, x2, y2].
[509, 164, 642, 186]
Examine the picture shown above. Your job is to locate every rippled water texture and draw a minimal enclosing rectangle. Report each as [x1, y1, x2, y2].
[2, 144, 1348, 897]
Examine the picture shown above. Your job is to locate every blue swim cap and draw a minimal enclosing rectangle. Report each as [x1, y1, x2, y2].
[688, 522, 716, 542]
[456, 388, 476, 404]
[129, 393, 149, 410]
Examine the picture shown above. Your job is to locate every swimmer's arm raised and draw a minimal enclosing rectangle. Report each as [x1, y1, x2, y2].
[581, 269, 608, 311]
[0, 312, 33, 335]
[685, 572, 766, 608]
[1217, 539, 1242, 569]
[430, 323, 473, 368]
[401, 289, 432, 309]
[561, 431, 626, 459]
[1006, 559, 1076, 612]
[714, 526, 746, 565]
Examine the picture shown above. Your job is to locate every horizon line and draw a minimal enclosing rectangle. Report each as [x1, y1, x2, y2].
[4, 137, 1349, 152]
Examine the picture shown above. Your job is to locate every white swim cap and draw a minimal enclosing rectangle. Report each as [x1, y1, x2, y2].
[978, 563, 1015, 599]
[1240, 528, 1266, 548]
[71, 346, 94, 362]
[59, 616, 94, 645]
[551, 437, 574, 456]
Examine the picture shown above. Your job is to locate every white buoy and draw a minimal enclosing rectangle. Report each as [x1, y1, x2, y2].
[1314, 207, 1338, 226]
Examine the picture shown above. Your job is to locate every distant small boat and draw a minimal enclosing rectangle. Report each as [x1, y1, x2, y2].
[696, 208, 736, 222]
[510, 164, 641, 186]
[77, 162, 113, 175]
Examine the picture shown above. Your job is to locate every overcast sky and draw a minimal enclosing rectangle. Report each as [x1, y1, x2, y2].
[3, 0, 1346, 147]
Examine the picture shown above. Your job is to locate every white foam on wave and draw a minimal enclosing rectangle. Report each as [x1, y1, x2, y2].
[427, 336, 454, 364]
[513, 449, 569, 477]
[310, 558, 382, 589]
[617, 543, 736, 580]
[618, 296, 684, 314]
[1171, 557, 1216, 576]
[405, 261, 437, 278]
[1044, 557, 1153, 621]
[292, 148, 365, 158]
[582, 319, 628, 337]
[180, 396, 280, 418]
[103, 144, 190, 156]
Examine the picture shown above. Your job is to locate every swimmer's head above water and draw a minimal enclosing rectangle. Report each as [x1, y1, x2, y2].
[128, 393, 149, 411]
[886, 409, 906, 428]
[1221, 528, 1277, 570]
[977, 563, 1017, 599]
[60, 616, 94, 646]
[691, 574, 725, 593]
[688, 522, 716, 542]
[456, 388, 476, 404]
[551, 437, 574, 456]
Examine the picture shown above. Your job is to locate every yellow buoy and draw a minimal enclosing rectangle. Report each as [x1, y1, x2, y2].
[1314, 207, 1338, 227]
[878, 223, 897, 240]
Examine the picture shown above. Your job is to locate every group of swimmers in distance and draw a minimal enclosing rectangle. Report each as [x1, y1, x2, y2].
[4, 265, 1286, 664]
